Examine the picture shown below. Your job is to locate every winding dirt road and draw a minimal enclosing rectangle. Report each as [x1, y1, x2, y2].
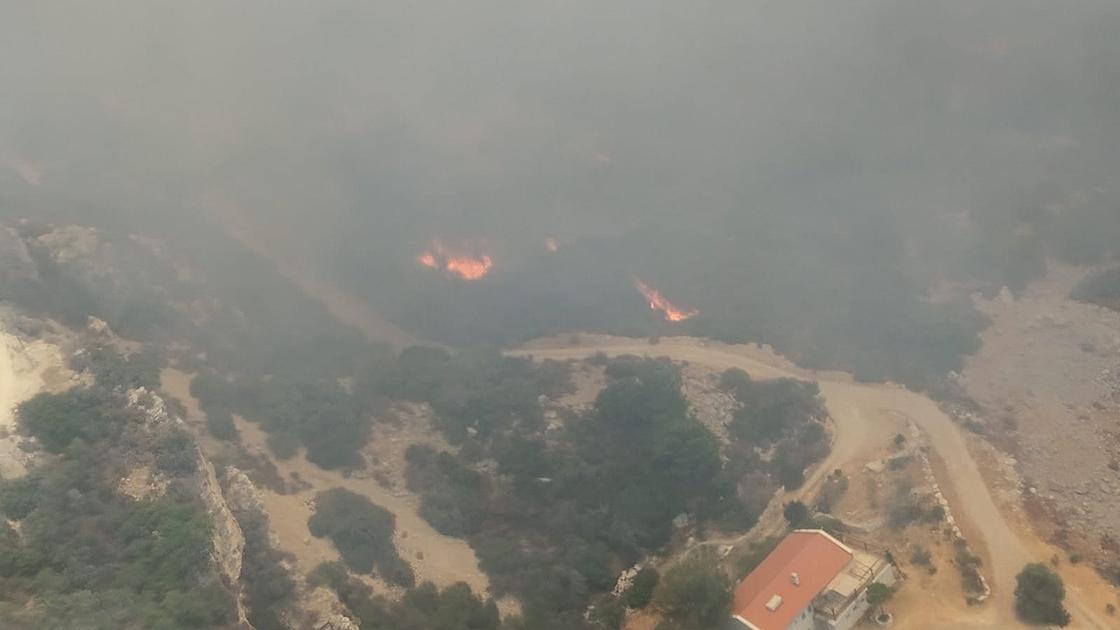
[511, 335, 1112, 629]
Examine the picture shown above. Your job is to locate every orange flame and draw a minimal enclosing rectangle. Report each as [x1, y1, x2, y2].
[635, 279, 698, 322]
[417, 240, 493, 280]
[445, 254, 493, 280]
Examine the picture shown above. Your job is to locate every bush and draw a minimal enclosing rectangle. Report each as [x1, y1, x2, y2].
[1015, 563, 1070, 626]
[955, 543, 985, 596]
[815, 471, 849, 513]
[154, 428, 198, 475]
[624, 568, 660, 609]
[783, 501, 811, 528]
[308, 488, 414, 586]
[910, 547, 932, 566]
[235, 502, 295, 630]
[654, 552, 731, 630]
[732, 537, 780, 579]
[0, 476, 39, 520]
[205, 408, 238, 441]
[405, 445, 489, 537]
[17, 389, 114, 453]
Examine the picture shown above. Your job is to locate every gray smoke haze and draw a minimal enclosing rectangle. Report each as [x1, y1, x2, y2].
[4, 1, 1119, 378]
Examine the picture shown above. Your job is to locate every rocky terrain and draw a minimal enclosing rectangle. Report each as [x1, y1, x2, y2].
[961, 263, 1120, 562]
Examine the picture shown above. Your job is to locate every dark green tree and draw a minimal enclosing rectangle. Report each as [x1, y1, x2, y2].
[865, 582, 893, 618]
[624, 568, 660, 609]
[783, 501, 811, 528]
[654, 553, 731, 630]
[1014, 563, 1070, 626]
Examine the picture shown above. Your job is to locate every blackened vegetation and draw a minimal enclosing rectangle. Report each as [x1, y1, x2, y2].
[0, 349, 237, 628]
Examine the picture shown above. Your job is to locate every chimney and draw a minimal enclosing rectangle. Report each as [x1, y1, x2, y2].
[790, 572, 800, 586]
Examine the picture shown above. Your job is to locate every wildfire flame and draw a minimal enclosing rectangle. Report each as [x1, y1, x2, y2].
[635, 279, 698, 322]
[417, 240, 493, 280]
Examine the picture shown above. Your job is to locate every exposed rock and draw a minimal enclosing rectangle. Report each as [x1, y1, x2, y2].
[126, 389, 248, 622]
[679, 364, 737, 446]
[225, 467, 268, 520]
[963, 263, 1120, 558]
[118, 465, 167, 500]
[199, 457, 246, 588]
[86, 316, 112, 337]
[297, 586, 361, 630]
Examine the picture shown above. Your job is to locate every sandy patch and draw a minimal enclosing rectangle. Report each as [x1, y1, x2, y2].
[231, 415, 490, 595]
[0, 329, 73, 478]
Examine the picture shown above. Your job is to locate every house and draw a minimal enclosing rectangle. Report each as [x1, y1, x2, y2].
[726, 529, 896, 630]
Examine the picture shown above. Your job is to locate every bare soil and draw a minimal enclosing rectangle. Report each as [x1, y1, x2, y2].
[0, 326, 74, 478]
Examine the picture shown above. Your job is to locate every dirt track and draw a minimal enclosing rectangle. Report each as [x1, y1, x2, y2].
[512, 335, 1113, 629]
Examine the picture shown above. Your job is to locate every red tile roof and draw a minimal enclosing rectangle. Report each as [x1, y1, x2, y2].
[731, 530, 853, 630]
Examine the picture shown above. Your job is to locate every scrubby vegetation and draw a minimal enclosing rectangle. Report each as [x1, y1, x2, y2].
[192, 371, 368, 468]
[233, 496, 297, 630]
[0, 221, 836, 628]
[405, 445, 489, 537]
[1015, 563, 1070, 626]
[373, 355, 827, 629]
[652, 552, 731, 630]
[0, 352, 236, 628]
[310, 561, 503, 630]
[624, 568, 660, 609]
[719, 368, 830, 511]
[308, 489, 415, 587]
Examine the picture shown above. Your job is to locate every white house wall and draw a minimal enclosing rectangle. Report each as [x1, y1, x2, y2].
[786, 604, 816, 630]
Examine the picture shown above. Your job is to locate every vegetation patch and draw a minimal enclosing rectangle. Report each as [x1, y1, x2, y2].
[0, 365, 236, 628]
[308, 488, 415, 587]
[1014, 563, 1070, 626]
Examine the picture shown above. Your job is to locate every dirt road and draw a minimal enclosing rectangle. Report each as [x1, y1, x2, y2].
[512, 335, 1113, 629]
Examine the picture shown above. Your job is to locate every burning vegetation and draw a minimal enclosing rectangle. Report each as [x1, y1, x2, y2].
[635, 278, 698, 322]
[417, 240, 493, 280]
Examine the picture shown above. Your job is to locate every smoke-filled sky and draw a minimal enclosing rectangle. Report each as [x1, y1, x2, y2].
[3, 2, 1119, 364]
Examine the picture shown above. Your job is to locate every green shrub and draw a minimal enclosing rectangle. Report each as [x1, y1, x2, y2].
[624, 568, 660, 609]
[308, 489, 413, 586]
[1015, 563, 1070, 626]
